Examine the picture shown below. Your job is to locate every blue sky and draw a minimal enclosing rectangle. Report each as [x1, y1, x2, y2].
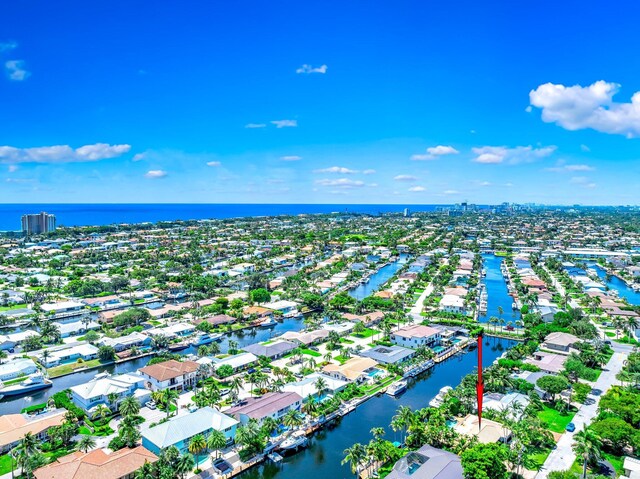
[1, 1, 639, 204]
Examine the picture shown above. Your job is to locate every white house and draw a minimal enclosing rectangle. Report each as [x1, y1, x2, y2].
[391, 324, 441, 349]
[0, 358, 38, 381]
[40, 344, 100, 368]
[70, 372, 150, 413]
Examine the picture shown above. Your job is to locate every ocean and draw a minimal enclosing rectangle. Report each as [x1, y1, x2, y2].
[0, 204, 445, 230]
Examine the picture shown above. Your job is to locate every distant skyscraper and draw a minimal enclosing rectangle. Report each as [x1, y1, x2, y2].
[21, 212, 56, 235]
[403, 208, 410, 217]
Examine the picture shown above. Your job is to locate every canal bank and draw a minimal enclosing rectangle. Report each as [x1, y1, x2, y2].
[348, 255, 409, 301]
[588, 263, 640, 306]
[237, 337, 516, 479]
[479, 253, 519, 324]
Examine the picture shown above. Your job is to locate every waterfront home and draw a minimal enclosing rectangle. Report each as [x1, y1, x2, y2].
[198, 352, 258, 374]
[524, 351, 568, 374]
[194, 313, 236, 327]
[0, 334, 16, 351]
[242, 306, 273, 320]
[322, 357, 378, 383]
[511, 370, 549, 398]
[323, 321, 355, 336]
[263, 300, 300, 317]
[283, 373, 348, 400]
[40, 344, 100, 368]
[41, 301, 86, 319]
[0, 357, 38, 381]
[33, 446, 158, 479]
[98, 331, 151, 352]
[147, 322, 195, 338]
[226, 391, 303, 425]
[53, 318, 101, 338]
[453, 414, 511, 443]
[279, 329, 329, 346]
[141, 406, 238, 454]
[386, 444, 463, 479]
[244, 339, 297, 359]
[482, 392, 530, 419]
[439, 295, 468, 315]
[360, 345, 415, 365]
[70, 373, 150, 413]
[391, 325, 441, 349]
[2, 329, 39, 349]
[0, 409, 66, 453]
[541, 332, 582, 355]
[138, 359, 199, 391]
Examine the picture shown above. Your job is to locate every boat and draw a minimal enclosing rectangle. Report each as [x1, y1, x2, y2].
[403, 360, 434, 378]
[386, 380, 408, 396]
[260, 317, 278, 327]
[279, 431, 308, 451]
[168, 341, 190, 351]
[282, 310, 302, 319]
[511, 302, 518, 310]
[191, 333, 223, 346]
[0, 374, 53, 397]
[429, 386, 452, 408]
[267, 452, 283, 463]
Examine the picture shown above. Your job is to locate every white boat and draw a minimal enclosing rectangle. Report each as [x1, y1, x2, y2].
[429, 386, 452, 408]
[260, 317, 278, 327]
[386, 380, 407, 396]
[283, 310, 301, 319]
[279, 431, 308, 451]
[0, 374, 53, 397]
[511, 302, 518, 310]
[191, 333, 223, 346]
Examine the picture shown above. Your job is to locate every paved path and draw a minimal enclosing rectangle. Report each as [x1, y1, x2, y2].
[535, 352, 626, 478]
[409, 284, 433, 323]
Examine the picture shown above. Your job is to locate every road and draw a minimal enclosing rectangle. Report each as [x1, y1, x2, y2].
[409, 283, 433, 323]
[535, 352, 626, 478]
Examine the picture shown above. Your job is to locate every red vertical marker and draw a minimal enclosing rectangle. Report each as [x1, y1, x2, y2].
[476, 331, 484, 431]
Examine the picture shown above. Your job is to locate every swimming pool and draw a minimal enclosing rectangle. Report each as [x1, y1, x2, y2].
[432, 346, 445, 354]
[367, 369, 383, 378]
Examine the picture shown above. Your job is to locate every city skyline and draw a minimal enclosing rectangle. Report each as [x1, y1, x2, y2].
[1, 1, 639, 205]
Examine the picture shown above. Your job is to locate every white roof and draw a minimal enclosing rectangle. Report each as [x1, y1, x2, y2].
[41, 301, 84, 312]
[70, 373, 144, 400]
[0, 358, 38, 378]
[283, 373, 347, 399]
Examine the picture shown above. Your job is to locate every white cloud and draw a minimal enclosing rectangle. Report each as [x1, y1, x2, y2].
[313, 166, 357, 174]
[245, 123, 267, 129]
[7, 165, 18, 172]
[411, 145, 459, 161]
[546, 161, 594, 173]
[206, 161, 221, 167]
[271, 119, 298, 128]
[525, 105, 533, 113]
[315, 178, 365, 188]
[280, 155, 302, 161]
[472, 145, 556, 164]
[530, 80, 640, 137]
[477, 181, 491, 187]
[580, 144, 591, 152]
[394, 175, 418, 182]
[144, 170, 167, 179]
[443, 189, 460, 195]
[362, 169, 376, 175]
[5, 60, 30, 81]
[0, 41, 17, 52]
[296, 64, 328, 74]
[408, 186, 426, 192]
[0, 143, 131, 164]
[132, 153, 146, 162]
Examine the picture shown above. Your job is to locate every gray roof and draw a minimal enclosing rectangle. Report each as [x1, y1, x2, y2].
[360, 345, 415, 364]
[243, 340, 297, 358]
[387, 445, 463, 479]
[226, 392, 302, 420]
[141, 407, 238, 449]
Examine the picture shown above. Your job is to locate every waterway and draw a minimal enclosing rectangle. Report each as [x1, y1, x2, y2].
[587, 263, 640, 306]
[479, 254, 518, 324]
[0, 317, 307, 415]
[239, 337, 516, 479]
[348, 255, 409, 301]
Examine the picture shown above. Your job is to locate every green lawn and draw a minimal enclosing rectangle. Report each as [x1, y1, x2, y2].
[537, 405, 576, 433]
[301, 348, 321, 357]
[78, 426, 92, 435]
[334, 355, 350, 364]
[602, 452, 624, 475]
[48, 358, 107, 377]
[0, 303, 26, 311]
[0, 454, 14, 475]
[351, 327, 377, 339]
[523, 446, 552, 470]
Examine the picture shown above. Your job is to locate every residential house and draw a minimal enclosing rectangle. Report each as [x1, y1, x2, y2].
[360, 345, 415, 365]
[0, 357, 38, 381]
[322, 357, 378, 383]
[391, 325, 441, 349]
[40, 344, 100, 368]
[541, 332, 582, 354]
[244, 340, 297, 359]
[0, 409, 66, 453]
[138, 359, 199, 391]
[141, 407, 238, 454]
[226, 392, 303, 425]
[453, 414, 511, 443]
[70, 373, 150, 413]
[386, 445, 463, 479]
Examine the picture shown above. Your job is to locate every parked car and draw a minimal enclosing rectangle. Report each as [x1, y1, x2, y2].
[145, 401, 157, 410]
[219, 388, 230, 396]
[505, 325, 515, 331]
[566, 422, 576, 432]
[247, 368, 257, 374]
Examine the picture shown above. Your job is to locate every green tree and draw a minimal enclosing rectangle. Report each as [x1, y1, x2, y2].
[207, 429, 227, 459]
[76, 435, 96, 452]
[188, 434, 207, 468]
[250, 288, 271, 304]
[536, 375, 569, 402]
[572, 428, 602, 479]
[460, 443, 507, 479]
[119, 396, 141, 417]
[98, 345, 117, 362]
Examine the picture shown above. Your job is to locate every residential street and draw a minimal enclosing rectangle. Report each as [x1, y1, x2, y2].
[535, 352, 626, 478]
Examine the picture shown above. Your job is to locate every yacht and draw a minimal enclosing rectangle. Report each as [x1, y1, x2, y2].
[191, 333, 223, 346]
[386, 380, 408, 397]
[279, 431, 308, 451]
[260, 317, 278, 328]
[429, 386, 452, 408]
[0, 374, 53, 398]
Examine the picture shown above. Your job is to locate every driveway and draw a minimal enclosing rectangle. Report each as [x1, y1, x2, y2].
[535, 352, 626, 478]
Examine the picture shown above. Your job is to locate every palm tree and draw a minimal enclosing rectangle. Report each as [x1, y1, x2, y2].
[134, 461, 155, 479]
[314, 376, 329, 399]
[93, 404, 111, 421]
[573, 428, 602, 479]
[175, 453, 195, 479]
[76, 435, 96, 452]
[302, 397, 318, 417]
[107, 392, 119, 411]
[119, 396, 140, 417]
[16, 432, 40, 479]
[188, 434, 207, 468]
[261, 416, 279, 436]
[229, 376, 243, 401]
[282, 409, 304, 429]
[160, 389, 179, 418]
[207, 429, 227, 459]
[342, 443, 367, 477]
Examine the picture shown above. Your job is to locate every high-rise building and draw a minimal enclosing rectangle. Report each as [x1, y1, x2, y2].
[21, 212, 56, 235]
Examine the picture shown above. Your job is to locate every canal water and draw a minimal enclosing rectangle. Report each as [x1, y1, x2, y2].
[479, 254, 517, 324]
[348, 255, 408, 301]
[239, 337, 516, 479]
[588, 263, 640, 306]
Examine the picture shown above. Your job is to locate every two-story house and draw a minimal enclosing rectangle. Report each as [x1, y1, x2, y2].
[138, 359, 199, 391]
